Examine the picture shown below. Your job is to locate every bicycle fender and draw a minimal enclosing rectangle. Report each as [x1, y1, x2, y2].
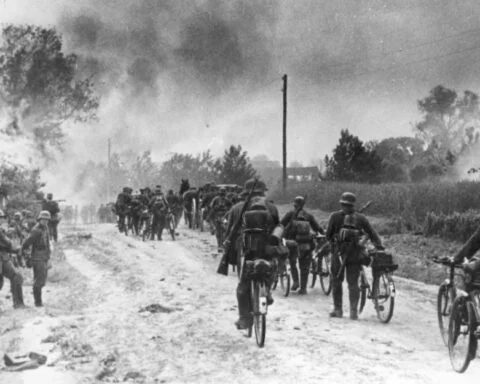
[389, 281, 396, 298]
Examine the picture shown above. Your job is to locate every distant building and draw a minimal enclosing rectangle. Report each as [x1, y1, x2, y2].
[255, 166, 320, 186]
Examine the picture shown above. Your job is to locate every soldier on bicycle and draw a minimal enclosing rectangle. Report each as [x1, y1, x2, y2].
[326, 192, 383, 320]
[453, 226, 480, 272]
[224, 179, 279, 330]
[280, 196, 324, 294]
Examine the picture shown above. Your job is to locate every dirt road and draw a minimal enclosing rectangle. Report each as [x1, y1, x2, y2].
[1, 223, 479, 384]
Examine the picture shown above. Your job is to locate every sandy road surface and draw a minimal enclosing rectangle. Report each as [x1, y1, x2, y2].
[1, 223, 479, 383]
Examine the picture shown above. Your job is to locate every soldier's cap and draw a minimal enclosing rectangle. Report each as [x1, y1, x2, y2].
[339, 192, 356, 206]
[47, 193, 53, 198]
[38, 210, 51, 220]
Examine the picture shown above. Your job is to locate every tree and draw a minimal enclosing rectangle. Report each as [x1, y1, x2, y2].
[0, 163, 45, 211]
[415, 85, 480, 165]
[159, 151, 219, 188]
[0, 24, 99, 158]
[217, 145, 256, 185]
[324, 129, 382, 183]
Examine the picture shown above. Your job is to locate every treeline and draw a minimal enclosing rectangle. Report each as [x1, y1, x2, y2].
[75, 145, 257, 200]
[323, 85, 480, 183]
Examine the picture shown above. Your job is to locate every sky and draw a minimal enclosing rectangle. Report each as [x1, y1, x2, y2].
[2, 0, 480, 170]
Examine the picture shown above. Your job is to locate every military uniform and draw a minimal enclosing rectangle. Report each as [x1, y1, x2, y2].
[0, 229, 25, 308]
[225, 179, 279, 329]
[149, 192, 167, 240]
[281, 206, 324, 294]
[210, 193, 233, 250]
[326, 200, 382, 319]
[22, 221, 51, 307]
[116, 188, 132, 233]
[42, 196, 60, 242]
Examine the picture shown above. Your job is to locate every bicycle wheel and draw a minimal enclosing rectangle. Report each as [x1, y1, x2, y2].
[438, 282, 455, 347]
[280, 261, 291, 297]
[309, 258, 318, 288]
[358, 270, 368, 314]
[448, 296, 477, 373]
[374, 272, 395, 323]
[252, 281, 267, 347]
[320, 253, 332, 295]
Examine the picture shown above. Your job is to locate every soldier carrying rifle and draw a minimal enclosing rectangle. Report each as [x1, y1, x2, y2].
[326, 192, 383, 320]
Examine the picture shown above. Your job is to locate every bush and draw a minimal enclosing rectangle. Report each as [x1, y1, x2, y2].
[269, 180, 480, 230]
[424, 210, 480, 242]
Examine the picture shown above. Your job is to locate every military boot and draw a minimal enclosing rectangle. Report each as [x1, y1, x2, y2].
[291, 267, 299, 291]
[33, 288, 43, 307]
[298, 269, 309, 295]
[13, 284, 25, 309]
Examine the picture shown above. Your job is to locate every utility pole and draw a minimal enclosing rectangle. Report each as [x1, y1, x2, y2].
[282, 74, 287, 193]
[107, 138, 111, 201]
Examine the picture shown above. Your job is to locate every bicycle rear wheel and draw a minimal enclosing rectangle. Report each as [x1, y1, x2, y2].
[359, 270, 368, 314]
[448, 296, 477, 373]
[320, 253, 332, 295]
[438, 282, 455, 347]
[252, 281, 267, 347]
[374, 272, 395, 323]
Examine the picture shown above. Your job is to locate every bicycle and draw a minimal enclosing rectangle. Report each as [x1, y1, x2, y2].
[141, 214, 152, 242]
[358, 250, 397, 323]
[433, 256, 463, 347]
[244, 259, 271, 348]
[447, 264, 480, 373]
[309, 235, 332, 295]
[271, 249, 291, 298]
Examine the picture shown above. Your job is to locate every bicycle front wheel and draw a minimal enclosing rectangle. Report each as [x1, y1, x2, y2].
[374, 272, 395, 323]
[438, 282, 455, 347]
[448, 296, 477, 373]
[359, 270, 368, 314]
[320, 253, 332, 295]
[252, 281, 267, 347]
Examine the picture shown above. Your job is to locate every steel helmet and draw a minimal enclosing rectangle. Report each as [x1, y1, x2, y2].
[339, 192, 356, 206]
[244, 178, 267, 193]
[38, 211, 51, 220]
[294, 196, 305, 205]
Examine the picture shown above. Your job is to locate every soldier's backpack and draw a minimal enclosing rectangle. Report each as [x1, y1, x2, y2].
[292, 212, 312, 243]
[338, 213, 361, 245]
[152, 196, 165, 213]
[242, 197, 271, 258]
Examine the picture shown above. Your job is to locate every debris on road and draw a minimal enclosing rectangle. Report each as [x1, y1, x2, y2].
[3, 352, 47, 371]
[139, 303, 175, 314]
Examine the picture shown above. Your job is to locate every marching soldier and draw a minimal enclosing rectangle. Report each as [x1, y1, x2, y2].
[210, 187, 233, 252]
[280, 196, 324, 294]
[22, 211, 52, 307]
[0, 209, 25, 309]
[42, 193, 61, 242]
[326, 192, 383, 320]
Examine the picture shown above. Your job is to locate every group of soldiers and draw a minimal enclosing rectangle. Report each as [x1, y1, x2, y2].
[0, 193, 61, 309]
[114, 185, 182, 240]
[182, 178, 385, 329]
